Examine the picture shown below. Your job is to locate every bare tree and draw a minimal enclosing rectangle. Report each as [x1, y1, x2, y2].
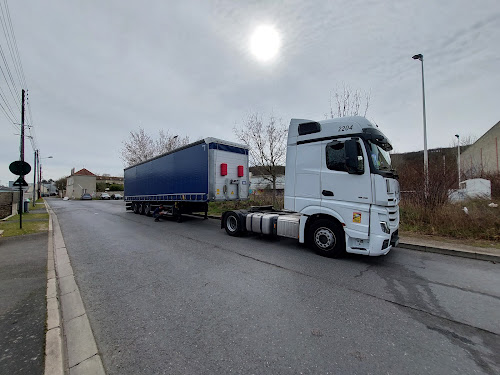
[156, 130, 190, 155]
[121, 128, 190, 167]
[55, 176, 67, 192]
[234, 113, 288, 206]
[121, 128, 155, 167]
[327, 84, 371, 118]
[450, 134, 477, 147]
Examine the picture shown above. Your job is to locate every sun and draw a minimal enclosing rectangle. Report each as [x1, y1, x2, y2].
[250, 25, 281, 62]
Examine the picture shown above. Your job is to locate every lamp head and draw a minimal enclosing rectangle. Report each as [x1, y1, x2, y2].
[412, 54, 423, 61]
[455, 134, 459, 138]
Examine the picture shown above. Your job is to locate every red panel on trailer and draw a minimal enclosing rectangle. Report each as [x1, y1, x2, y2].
[221, 163, 227, 176]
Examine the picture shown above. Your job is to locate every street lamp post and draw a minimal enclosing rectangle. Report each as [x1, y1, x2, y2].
[455, 134, 460, 188]
[412, 53, 429, 198]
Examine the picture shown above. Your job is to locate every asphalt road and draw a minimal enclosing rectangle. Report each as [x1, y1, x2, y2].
[47, 198, 500, 375]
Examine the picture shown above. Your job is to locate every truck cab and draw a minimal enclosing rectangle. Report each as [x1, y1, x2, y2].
[222, 116, 399, 257]
[285, 116, 399, 256]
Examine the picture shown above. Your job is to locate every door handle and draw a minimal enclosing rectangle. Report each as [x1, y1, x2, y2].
[322, 190, 334, 196]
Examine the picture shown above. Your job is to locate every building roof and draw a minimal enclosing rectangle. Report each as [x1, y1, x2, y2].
[73, 168, 96, 176]
[96, 176, 124, 181]
[471, 120, 500, 145]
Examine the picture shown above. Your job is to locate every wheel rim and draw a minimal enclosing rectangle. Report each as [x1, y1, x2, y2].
[145, 204, 151, 215]
[227, 216, 238, 232]
[314, 227, 336, 250]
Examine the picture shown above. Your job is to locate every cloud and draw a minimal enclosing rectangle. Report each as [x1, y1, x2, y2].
[1, 0, 499, 184]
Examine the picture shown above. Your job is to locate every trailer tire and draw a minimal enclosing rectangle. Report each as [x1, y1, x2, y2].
[224, 212, 242, 237]
[307, 219, 345, 258]
[139, 203, 146, 215]
[133, 202, 140, 214]
[144, 203, 152, 216]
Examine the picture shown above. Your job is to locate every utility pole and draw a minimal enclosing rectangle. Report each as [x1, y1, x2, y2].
[32, 149, 37, 206]
[38, 155, 41, 199]
[455, 134, 461, 188]
[19, 89, 25, 228]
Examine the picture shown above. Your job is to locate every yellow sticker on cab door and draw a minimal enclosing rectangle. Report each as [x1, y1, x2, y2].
[353, 212, 361, 223]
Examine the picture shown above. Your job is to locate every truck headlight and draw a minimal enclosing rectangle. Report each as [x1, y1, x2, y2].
[380, 221, 390, 234]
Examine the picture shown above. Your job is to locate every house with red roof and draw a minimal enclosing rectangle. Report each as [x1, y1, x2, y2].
[65, 168, 97, 199]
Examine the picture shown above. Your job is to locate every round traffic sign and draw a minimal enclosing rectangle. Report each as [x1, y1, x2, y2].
[9, 160, 31, 175]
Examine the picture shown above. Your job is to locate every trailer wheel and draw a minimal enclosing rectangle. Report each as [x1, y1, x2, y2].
[307, 219, 345, 258]
[224, 212, 242, 237]
[133, 202, 140, 214]
[139, 203, 146, 215]
[144, 203, 152, 217]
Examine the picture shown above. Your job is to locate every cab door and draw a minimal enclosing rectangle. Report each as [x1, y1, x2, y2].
[320, 138, 372, 235]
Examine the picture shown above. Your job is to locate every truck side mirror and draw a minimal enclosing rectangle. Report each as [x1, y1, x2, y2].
[345, 140, 363, 175]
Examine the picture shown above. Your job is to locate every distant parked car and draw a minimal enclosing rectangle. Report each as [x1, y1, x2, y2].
[100, 193, 111, 200]
[112, 193, 123, 200]
[81, 193, 92, 200]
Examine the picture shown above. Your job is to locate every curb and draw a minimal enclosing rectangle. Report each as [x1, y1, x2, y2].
[398, 242, 499, 262]
[44, 201, 106, 375]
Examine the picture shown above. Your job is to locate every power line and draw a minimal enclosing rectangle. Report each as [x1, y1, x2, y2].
[4, 0, 26, 88]
[0, 0, 23, 90]
[0, 1, 38, 154]
[0, 82, 15, 118]
[0, 1, 41, 159]
[0, 97, 15, 123]
[0, 45, 20, 111]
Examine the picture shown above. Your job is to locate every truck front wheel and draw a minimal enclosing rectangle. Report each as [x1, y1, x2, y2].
[307, 219, 345, 258]
[224, 212, 242, 237]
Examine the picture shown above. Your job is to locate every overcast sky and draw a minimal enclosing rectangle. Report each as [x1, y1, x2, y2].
[1, 0, 499, 185]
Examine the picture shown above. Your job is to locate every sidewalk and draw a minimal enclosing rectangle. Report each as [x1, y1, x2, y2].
[399, 234, 500, 262]
[0, 232, 47, 375]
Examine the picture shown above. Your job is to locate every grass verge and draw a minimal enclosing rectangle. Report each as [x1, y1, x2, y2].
[400, 198, 500, 247]
[0, 211, 49, 237]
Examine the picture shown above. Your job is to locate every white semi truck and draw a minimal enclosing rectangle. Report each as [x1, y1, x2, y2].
[221, 116, 400, 257]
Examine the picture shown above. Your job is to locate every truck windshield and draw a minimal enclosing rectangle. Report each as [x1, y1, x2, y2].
[368, 141, 392, 171]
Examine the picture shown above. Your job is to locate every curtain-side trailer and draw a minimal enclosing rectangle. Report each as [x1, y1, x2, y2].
[124, 138, 249, 220]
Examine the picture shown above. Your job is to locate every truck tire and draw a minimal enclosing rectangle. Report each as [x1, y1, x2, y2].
[224, 212, 242, 237]
[133, 202, 140, 214]
[144, 203, 152, 217]
[139, 203, 146, 215]
[307, 219, 345, 258]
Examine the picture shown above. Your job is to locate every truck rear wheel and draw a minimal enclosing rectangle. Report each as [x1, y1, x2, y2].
[224, 212, 242, 237]
[139, 203, 146, 215]
[133, 202, 140, 214]
[307, 219, 345, 258]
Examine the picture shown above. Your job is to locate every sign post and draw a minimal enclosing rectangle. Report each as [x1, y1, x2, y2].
[9, 160, 31, 229]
